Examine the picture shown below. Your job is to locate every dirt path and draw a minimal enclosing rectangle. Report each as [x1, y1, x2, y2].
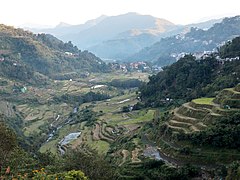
[119, 149, 129, 166]
[92, 123, 100, 140]
[131, 148, 141, 163]
[173, 108, 197, 121]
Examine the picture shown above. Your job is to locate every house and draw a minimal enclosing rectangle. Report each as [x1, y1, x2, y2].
[0, 57, 4, 62]
[21, 87, 27, 93]
[65, 52, 73, 56]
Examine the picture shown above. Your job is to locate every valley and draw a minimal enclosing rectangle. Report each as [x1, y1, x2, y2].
[2, 64, 239, 179]
[0, 12, 240, 179]
[0, 70, 155, 157]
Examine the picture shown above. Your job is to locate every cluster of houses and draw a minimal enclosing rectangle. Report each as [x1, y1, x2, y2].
[171, 50, 217, 61]
[216, 56, 240, 65]
[110, 61, 152, 73]
[171, 49, 240, 64]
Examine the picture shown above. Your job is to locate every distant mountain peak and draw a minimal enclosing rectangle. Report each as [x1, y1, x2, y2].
[128, 15, 240, 66]
[125, 12, 140, 15]
[85, 15, 108, 26]
[56, 22, 72, 28]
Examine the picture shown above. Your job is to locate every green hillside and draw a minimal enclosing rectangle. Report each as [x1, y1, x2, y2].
[150, 85, 240, 165]
[0, 24, 110, 81]
[0, 23, 240, 179]
[139, 37, 240, 107]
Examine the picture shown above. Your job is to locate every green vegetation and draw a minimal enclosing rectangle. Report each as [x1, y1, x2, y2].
[108, 79, 143, 89]
[1, 24, 240, 180]
[118, 109, 155, 125]
[226, 161, 240, 180]
[219, 36, 240, 58]
[0, 122, 17, 168]
[0, 123, 114, 179]
[31, 169, 88, 180]
[140, 53, 240, 107]
[192, 97, 214, 105]
[191, 113, 240, 148]
[91, 140, 110, 154]
[0, 24, 110, 84]
[146, 83, 240, 169]
[53, 91, 110, 105]
[118, 160, 199, 179]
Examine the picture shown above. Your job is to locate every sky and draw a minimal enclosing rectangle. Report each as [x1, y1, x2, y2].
[0, 0, 239, 27]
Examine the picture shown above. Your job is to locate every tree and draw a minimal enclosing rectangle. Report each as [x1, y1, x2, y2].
[60, 147, 115, 180]
[0, 122, 17, 174]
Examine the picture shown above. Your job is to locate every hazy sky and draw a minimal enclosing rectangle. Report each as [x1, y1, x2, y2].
[0, 0, 239, 27]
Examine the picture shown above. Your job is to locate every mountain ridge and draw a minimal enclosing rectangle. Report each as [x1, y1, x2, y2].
[0, 24, 110, 83]
[128, 15, 240, 66]
[24, 13, 226, 61]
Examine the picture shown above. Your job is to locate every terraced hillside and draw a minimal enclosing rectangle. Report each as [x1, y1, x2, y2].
[67, 92, 155, 155]
[165, 85, 240, 136]
[29, 71, 154, 159]
[152, 85, 240, 165]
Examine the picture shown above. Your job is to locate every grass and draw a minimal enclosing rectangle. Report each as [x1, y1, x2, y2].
[10, 71, 153, 156]
[24, 120, 45, 136]
[132, 138, 141, 146]
[21, 103, 73, 137]
[40, 139, 58, 154]
[226, 88, 240, 94]
[192, 98, 214, 105]
[79, 126, 110, 154]
[88, 71, 150, 83]
[91, 140, 110, 154]
[118, 109, 155, 125]
[86, 92, 138, 121]
[159, 138, 240, 165]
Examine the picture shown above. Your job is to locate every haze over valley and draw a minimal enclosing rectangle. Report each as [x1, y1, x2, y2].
[27, 12, 225, 61]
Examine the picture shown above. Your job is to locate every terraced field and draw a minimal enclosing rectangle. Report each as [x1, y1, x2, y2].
[165, 86, 240, 135]
[155, 85, 240, 165]
[0, 70, 156, 163]
[17, 103, 72, 136]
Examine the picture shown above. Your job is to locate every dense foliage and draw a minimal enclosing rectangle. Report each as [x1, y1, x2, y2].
[0, 57, 49, 85]
[118, 159, 199, 179]
[53, 91, 110, 105]
[0, 122, 17, 170]
[0, 24, 111, 81]
[190, 113, 240, 148]
[0, 121, 39, 177]
[71, 108, 97, 126]
[140, 53, 240, 107]
[219, 36, 240, 58]
[0, 119, 115, 179]
[60, 148, 115, 180]
[226, 161, 240, 180]
[109, 79, 143, 89]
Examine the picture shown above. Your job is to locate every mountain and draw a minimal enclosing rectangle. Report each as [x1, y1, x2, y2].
[0, 24, 110, 82]
[27, 13, 177, 60]
[88, 32, 158, 60]
[129, 16, 240, 66]
[26, 13, 223, 61]
[139, 36, 240, 107]
[85, 13, 179, 60]
[83, 17, 223, 60]
[27, 15, 108, 38]
[63, 12, 176, 49]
